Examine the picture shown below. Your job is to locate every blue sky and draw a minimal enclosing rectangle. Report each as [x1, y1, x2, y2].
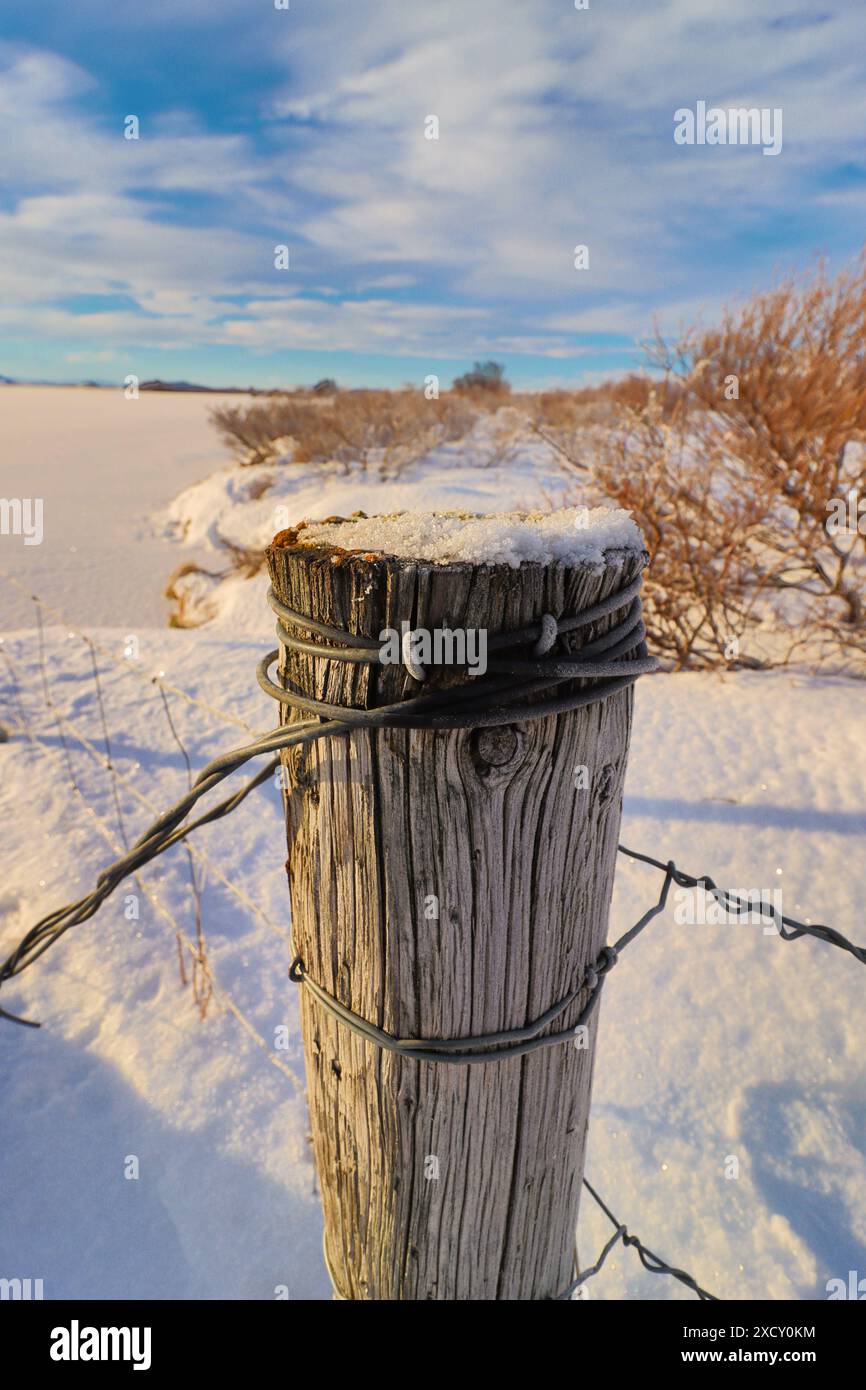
[1, 0, 865, 389]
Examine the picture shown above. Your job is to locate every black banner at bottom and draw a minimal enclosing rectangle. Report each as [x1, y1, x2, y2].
[4, 1294, 861, 1376]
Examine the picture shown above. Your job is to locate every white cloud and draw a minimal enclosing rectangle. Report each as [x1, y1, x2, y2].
[1, 1, 865, 369]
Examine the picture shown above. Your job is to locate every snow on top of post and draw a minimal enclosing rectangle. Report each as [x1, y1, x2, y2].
[284, 508, 644, 568]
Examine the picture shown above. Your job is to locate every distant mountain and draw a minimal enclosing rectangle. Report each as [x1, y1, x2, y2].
[0, 374, 262, 391]
[0, 375, 106, 387]
[139, 379, 252, 393]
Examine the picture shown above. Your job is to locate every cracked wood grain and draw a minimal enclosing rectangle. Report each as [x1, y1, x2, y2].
[266, 531, 643, 1300]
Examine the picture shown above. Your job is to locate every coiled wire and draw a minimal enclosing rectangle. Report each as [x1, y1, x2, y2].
[1, 573, 655, 1026]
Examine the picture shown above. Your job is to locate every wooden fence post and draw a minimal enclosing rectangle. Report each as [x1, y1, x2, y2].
[266, 519, 644, 1300]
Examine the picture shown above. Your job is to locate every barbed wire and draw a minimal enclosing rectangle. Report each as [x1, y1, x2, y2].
[0, 638, 723, 1294]
[3, 572, 277, 982]
[0, 673, 304, 1092]
[565, 1180, 718, 1301]
[2, 578, 864, 1302]
[4, 589, 860, 1019]
[0, 624, 285, 947]
[0, 622, 723, 1297]
[0, 574, 665, 1003]
[0, 689, 717, 1295]
[617, 844, 866, 964]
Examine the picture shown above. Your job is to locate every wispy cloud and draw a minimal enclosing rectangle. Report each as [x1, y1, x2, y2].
[1, 0, 865, 383]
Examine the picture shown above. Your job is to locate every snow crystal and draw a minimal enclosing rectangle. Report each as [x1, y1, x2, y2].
[285, 508, 644, 568]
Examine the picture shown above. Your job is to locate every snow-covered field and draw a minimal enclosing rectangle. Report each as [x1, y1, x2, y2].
[0, 385, 248, 628]
[1, 389, 864, 1300]
[158, 406, 587, 633]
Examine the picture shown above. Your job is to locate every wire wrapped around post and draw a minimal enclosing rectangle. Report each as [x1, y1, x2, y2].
[266, 523, 650, 1301]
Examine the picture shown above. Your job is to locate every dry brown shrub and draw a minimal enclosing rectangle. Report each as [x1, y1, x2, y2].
[652, 258, 866, 642]
[536, 374, 683, 423]
[591, 397, 780, 667]
[164, 561, 225, 628]
[448, 383, 511, 412]
[528, 376, 686, 474]
[164, 538, 265, 628]
[212, 389, 475, 473]
[244, 473, 275, 501]
[594, 257, 866, 669]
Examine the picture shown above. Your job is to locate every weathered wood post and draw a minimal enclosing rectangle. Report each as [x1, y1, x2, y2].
[266, 512, 646, 1300]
